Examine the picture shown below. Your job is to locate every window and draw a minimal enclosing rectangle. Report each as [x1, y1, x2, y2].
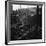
[5, 1, 45, 45]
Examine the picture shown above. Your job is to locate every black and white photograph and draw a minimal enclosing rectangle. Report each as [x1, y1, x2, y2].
[5, 1, 45, 44]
